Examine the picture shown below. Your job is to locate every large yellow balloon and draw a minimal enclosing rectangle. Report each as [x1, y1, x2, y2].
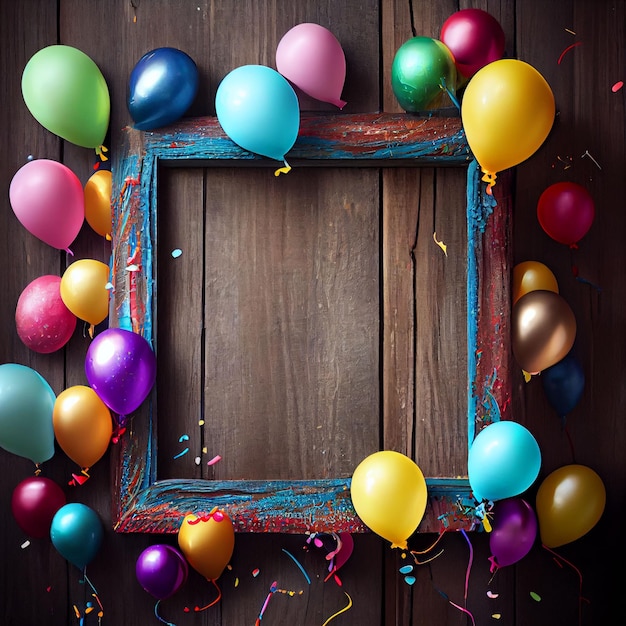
[536, 464, 605, 548]
[512, 261, 559, 305]
[461, 59, 555, 189]
[53, 385, 112, 469]
[84, 169, 112, 239]
[60, 259, 110, 327]
[350, 450, 427, 549]
[178, 510, 235, 581]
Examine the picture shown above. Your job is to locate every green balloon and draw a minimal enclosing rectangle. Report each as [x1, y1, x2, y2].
[22, 45, 110, 149]
[0, 364, 56, 465]
[391, 37, 457, 112]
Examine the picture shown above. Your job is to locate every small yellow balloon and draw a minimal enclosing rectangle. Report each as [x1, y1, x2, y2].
[60, 259, 110, 326]
[84, 169, 112, 238]
[178, 510, 235, 581]
[461, 59, 555, 189]
[350, 450, 427, 549]
[536, 464, 605, 548]
[53, 385, 112, 469]
[512, 261, 559, 305]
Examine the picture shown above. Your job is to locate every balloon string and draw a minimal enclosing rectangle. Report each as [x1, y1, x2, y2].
[562, 420, 577, 463]
[321, 591, 353, 626]
[481, 169, 497, 195]
[542, 544, 587, 626]
[65, 247, 74, 256]
[274, 159, 291, 176]
[154, 600, 176, 626]
[194, 578, 222, 611]
[409, 528, 447, 564]
[460, 529, 474, 604]
[439, 78, 460, 111]
[82, 570, 104, 622]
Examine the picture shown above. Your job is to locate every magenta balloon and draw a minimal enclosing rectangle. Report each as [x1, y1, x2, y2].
[9, 159, 85, 252]
[440, 9, 505, 78]
[85, 328, 156, 417]
[15, 275, 77, 353]
[537, 182, 595, 246]
[489, 498, 537, 568]
[136, 544, 188, 600]
[11, 476, 67, 538]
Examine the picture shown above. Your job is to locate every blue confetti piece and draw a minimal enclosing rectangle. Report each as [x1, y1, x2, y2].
[399, 565, 414, 575]
[404, 576, 416, 586]
[171, 248, 182, 258]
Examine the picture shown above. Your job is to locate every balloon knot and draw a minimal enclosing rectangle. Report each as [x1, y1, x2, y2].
[96, 145, 109, 162]
[390, 541, 408, 550]
[481, 169, 497, 195]
[274, 159, 292, 177]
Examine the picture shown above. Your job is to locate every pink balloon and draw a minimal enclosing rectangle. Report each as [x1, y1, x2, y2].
[333, 532, 354, 572]
[9, 159, 84, 253]
[15, 275, 77, 353]
[276, 23, 347, 109]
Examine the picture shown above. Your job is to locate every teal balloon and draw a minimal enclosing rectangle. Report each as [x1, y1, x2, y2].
[50, 503, 103, 570]
[391, 37, 457, 112]
[0, 363, 55, 464]
[22, 45, 110, 149]
[215, 65, 300, 162]
[468, 421, 541, 502]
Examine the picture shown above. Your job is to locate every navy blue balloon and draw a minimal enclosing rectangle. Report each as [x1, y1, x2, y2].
[128, 47, 198, 130]
[542, 352, 585, 417]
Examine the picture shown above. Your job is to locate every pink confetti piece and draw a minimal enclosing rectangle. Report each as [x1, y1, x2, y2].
[487, 591, 499, 599]
[252, 568, 260, 577]
[612, 80, 624, 92]
[207, 454, 222, 466]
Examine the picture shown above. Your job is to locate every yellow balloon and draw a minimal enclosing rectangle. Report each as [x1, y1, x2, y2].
[53, 385, 112, 469]
[461, 59, 555, 189]
[60, 259, 110, 326]
[178, 511, 235, 581]
[84, 170, 112, 238]
[350, 450, 427, 549]
[536, 464, 605, 548]
[512, 261, 559, 305]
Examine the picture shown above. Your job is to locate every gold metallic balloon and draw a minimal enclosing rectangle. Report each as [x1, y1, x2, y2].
[84, 169, 112, 239]
[178, 510, 235, 581]
[536, 464, 605, 548]
[512, 261, 559, 305]
[511, 290, 576, 374]
[52, 385, 112, 469]
[60, 259, 110, 326]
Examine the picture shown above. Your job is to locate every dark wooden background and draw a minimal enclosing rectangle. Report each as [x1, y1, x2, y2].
[1, 1, 624, 625]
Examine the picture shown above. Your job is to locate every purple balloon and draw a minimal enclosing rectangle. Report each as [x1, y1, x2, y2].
[136, 544, 188, 600]
[489, 497, 537, 569]
[85, 328, 156, 417]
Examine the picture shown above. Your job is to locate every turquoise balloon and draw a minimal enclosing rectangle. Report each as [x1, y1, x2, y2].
[215, 65, 300, 162]
[22, 45, 110, 149]
[468, 421, 541, 502]
[50, 503, 103, 570]
[0, 363, 55, 464]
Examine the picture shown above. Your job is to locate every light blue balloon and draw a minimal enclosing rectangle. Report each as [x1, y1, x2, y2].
[468, 421, 541, 502]
[215, 64, 300, 162]
[50, 503, 103, 570]
[0, 363, 55, 464]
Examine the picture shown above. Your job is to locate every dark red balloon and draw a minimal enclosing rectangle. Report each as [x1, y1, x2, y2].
[537, 182, 595, 246]
[440, 9, 505, 78]
[11, 476, 67, 538]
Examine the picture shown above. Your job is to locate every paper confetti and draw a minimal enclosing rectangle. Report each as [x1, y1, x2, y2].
[171, 248, 182, 258]
[530, 591, 542, 602]
[207, 455, 222, 466]
[487, 591, 499, 599]
[611, 80, 623, 92]
[433, 232, 448, 256]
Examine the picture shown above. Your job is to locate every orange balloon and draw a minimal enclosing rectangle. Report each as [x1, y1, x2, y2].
[177, 510, 235, 581]
[536, 464, 605, 548]
[53, 385, 112, 469]
[512, 261, 558, 305]
[60, 259, 110, 326]
[511, 290, 576, 374]
[84, 170, 112, 238]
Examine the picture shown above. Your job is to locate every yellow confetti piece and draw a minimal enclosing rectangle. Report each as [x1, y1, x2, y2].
[492, 614, 502, 620]
[522, 370, 532, 383]
[433, 232, 448, 256]
[482, 515, 492, 533]
[202, 446, 207, 453]
[234, 577, 239, 587]
[199, 420, 205, 426]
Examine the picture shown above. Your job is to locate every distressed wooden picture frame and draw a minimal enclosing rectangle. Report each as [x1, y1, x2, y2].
[110, 113, 510, 534]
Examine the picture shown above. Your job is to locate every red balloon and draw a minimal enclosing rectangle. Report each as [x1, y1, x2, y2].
[537, 182, 595, 246]
[15, 275, 77, 353]
[440, 9, 505, 78]
[11, 476, 67, 538]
